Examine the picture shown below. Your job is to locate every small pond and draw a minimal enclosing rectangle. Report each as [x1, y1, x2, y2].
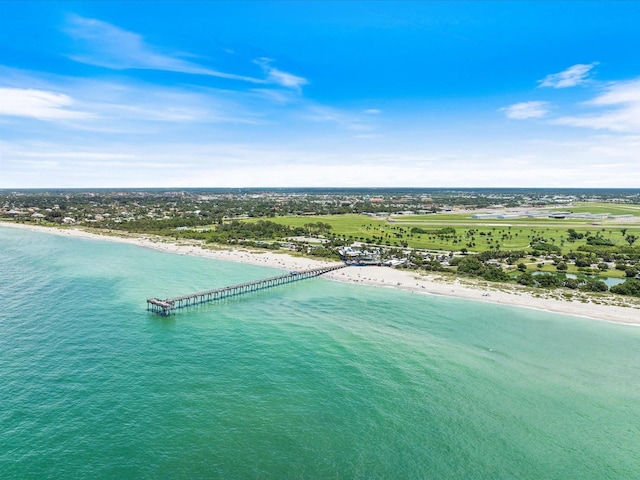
[531, 271, 626, 287]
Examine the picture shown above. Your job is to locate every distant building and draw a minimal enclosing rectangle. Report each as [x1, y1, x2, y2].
[338, 245, 381, 265]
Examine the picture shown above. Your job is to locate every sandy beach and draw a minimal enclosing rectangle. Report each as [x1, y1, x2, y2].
[2, 221, 639, 325]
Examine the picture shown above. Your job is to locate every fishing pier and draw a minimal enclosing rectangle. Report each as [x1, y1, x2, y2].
[147, 263, 346, 316]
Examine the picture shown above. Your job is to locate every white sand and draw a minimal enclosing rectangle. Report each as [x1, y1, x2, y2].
[3, 222, 639, 325]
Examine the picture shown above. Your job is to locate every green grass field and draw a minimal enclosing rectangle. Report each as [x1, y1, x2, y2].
[230, 212, 640, 254]
[549, 202, 640, 215]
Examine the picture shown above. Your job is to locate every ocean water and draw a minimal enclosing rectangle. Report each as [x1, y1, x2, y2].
[1, 226, 639, 479]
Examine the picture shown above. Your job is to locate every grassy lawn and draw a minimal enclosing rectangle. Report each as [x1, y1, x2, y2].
[227, 213, 639, 254]
[171, 205, 640, 256]
[548, 202, 640, 215]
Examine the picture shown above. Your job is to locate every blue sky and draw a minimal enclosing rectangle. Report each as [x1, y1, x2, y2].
[2, 1, 640, 188]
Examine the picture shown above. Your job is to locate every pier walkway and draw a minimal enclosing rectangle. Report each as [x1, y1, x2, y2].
[147, 263, 346, 316]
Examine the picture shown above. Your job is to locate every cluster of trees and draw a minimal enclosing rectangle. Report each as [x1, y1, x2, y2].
[302, 222, 333, 235]
[566, 229, 584, 241]
[307, 246, 341, 260]
[410, 226, 456, 235]
[207, 220, 305, 243]
[451, 256, 510, 282]
[108, 216, 214, 233]
[515, 272, 608, 292]
[450, 246, 640, 297]
[404, 252, 447, 271]
[611, 279, 640, 297]
[476, 250, 526, 264]
[530, 241, 562, 254]
[566, 228, 638, 247]
[586, 235, 615, 247]
[450, 250, 628, 295]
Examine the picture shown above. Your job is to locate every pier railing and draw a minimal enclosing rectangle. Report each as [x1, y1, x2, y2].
[147, 263, 346, 316]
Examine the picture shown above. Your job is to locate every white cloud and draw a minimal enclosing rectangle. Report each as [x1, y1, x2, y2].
[0, 88, 90, 121]
[539, 63, 598, 88]
[554, 107, 640, 132]
[554, 79, 640, 132]
[588, 79, 640, 106]
[500, 101, 549, 119]
[0, 66, 268, 131]
[364, 109, 381, 114]
[65, 16, 310, 91]
[267, 68, 308, 90]
[254, 58, 308, 91]
[65, 15, 263, 83]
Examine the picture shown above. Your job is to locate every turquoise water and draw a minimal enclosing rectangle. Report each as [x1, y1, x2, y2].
[1, 226, 640, 479]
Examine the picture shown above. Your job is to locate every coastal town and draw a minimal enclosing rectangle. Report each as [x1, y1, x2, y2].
[2, 188, 639, 225]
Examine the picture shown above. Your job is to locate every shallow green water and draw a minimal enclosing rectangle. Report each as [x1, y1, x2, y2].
[1, 226, 639, 478]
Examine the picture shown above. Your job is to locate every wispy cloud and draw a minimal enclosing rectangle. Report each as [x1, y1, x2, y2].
[303, 105, 374, 131]
[254, 58, 308, 91]
[539, 63, 598, 88]
[85, 84, 262, 125]
[64, 16, 310, 92]
[65, 15, 263, 83]
[588, 79, 640, 106]
[0, 66, 266, 130]
[354, 133, 382, 139]
[554, 79, 640, 132]
[249, 88, 298, 105]
[500, 101, 549, 119]
[0, 87, 90, 121]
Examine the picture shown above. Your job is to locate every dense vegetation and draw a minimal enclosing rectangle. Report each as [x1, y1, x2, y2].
[611, 279, 640, 297]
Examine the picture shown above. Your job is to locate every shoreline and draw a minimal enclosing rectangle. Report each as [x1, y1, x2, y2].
[2, 221, 639, 325]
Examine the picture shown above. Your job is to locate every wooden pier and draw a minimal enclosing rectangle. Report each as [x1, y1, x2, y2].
[147, 263, 346, 316]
